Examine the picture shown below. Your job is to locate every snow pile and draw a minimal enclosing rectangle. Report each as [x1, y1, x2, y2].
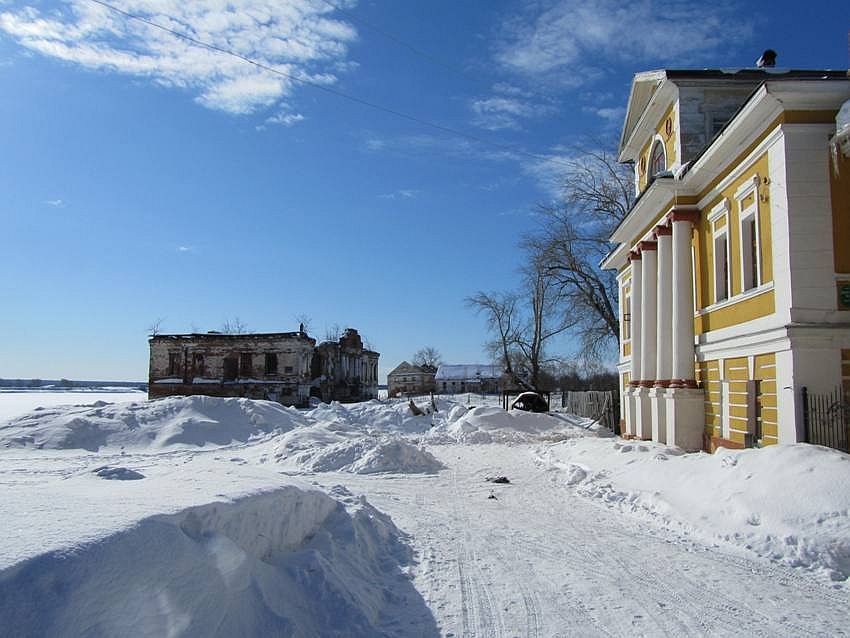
[0, 396, 310, 451]
[430, 405, 607, 444]
[277, 433, 444, 475]
[306, 399, 435, 434]
[539, 438, 850, 580]
[0, 485, 435, 637]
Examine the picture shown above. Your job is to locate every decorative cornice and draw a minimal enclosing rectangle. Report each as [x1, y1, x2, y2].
[654, 224, 672, 237]
[629, 250, 642, 261]
[638, 240, 658, 251]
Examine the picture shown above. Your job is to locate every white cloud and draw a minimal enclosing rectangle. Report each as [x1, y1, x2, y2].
[583, 105, 626, 124]
[0, 1, 359, 115]
[470, 96, 555, 131]
[495, 0, 750, 85]
[469, 81, 556, 131]
[177, 245, 193, 252]
[266, 110, 305, 127]
[378, 189, 419, 200]
[43, 199, 64, 207]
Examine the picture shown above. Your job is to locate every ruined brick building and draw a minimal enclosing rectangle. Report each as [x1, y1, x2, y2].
[148, 327, 379, 407]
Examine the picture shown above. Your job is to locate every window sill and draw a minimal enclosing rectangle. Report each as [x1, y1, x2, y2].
[696, 281, 774, 316]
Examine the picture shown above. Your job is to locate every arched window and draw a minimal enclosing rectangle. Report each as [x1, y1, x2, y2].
[649, 140, 666, 178]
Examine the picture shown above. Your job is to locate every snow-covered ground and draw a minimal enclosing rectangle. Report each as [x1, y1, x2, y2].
[1, 393, 848, 636]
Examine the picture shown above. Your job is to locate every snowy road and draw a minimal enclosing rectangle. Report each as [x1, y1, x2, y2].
[317, 444, 850, 637]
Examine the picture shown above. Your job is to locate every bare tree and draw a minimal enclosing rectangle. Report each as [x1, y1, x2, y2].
[294, 313, 312, 334]
[221, 317, 248, 334]
[465, 291, 528, 388]
[413, 347, 442, 370]
[147, 317, 165, 336]
[525, 145, 633, 359]
[511, 255, 575, 389]
[323, 323, 342, 342]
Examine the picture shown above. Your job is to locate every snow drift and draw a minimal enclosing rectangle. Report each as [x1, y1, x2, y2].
[429, 405, 608, 444]
[275, 430, 444, 475]
[0, 485, 437, 637]
[0, 396, 310, 451]
[540, 438, 850, 581]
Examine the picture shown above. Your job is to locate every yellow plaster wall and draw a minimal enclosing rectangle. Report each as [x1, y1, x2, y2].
[694, 152, 774, 333]
[700, 353, 777, 445]
[699, 359, 722, 439]
[831, 151, 850, 274]
[754, 353, 778, 445]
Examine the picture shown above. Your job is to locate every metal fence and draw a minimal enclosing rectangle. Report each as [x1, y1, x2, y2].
[802, 386, 849, 453]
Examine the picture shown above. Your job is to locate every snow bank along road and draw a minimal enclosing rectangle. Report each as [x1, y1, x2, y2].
[1, 395, 849, 636]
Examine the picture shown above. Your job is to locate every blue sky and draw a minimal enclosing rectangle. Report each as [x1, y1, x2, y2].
[0, 0, 847, 382]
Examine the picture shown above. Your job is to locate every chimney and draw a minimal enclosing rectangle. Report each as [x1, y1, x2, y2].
[756, 49, 777, 68]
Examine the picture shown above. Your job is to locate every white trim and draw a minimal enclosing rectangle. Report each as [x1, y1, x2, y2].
[734, 174, 761, 201]
[696, 124, 784, 210]
[708, 198, 730, 223]
[649, 134, 667, 178]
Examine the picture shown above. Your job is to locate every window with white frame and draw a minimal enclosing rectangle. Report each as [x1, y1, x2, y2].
[649, 140, 666, 178]
[622, 284, 631, 341]
[737, 178, 761, 292]
[709, 200, 731, 304]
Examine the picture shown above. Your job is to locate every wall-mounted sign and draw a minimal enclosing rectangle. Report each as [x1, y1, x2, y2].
[838, 281, 850, 310]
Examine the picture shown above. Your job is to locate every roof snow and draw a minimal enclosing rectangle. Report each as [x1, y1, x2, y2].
[435, 364, 501, 381]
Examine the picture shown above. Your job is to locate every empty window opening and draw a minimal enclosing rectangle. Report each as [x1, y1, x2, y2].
[168, 352, 181, 376]
[265, 353, 278, 375]
[240, 353, 252, 377]
[192, 353, 205, 377]
[223, 357, 238, 381]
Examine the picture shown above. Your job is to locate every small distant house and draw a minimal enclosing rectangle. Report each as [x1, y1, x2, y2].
[435, 364, 502, 394]
[387, 361, 436, 396]
[149, 327, 378, 407]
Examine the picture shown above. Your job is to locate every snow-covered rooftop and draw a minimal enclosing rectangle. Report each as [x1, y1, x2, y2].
[435, 364, 501, 381]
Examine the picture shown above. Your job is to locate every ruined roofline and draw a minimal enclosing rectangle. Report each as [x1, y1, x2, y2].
[150, 331, 312, 340]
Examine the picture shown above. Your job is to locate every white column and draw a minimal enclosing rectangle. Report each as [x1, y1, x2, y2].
[639, 241, 658, 385]
[629, 253, 642, 385]
[665, 209, 704, 451]
[625, 252, 642, 437]
[655, 228, 673, 385]
[651, 226, 673, 443]
[671, 212, 697, 387]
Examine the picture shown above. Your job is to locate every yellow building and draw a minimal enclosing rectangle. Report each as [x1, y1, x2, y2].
[602, 65, 850, 451]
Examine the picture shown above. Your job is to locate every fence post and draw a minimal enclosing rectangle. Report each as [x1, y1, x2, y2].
[801, 386, 809, 443]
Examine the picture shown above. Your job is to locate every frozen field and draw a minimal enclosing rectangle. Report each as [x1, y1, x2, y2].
[1, 393, 848, 636]
[0, 390, 146, 422]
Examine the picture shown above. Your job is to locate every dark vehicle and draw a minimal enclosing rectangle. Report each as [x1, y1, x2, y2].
[510, 392, 549, 413]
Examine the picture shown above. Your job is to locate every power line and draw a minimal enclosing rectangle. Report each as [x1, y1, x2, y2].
[317, 0, 469, 80]
[85, 0, 574, 170]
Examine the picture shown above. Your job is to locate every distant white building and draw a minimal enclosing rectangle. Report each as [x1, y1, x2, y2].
[435, 364, 502, 394]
